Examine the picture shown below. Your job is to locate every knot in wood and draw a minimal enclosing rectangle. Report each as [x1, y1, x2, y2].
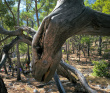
[42, 60, 48, 65]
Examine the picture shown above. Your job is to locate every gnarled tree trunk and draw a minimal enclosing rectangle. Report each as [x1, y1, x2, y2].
[32, 0, 110, 83]
[0, 0, 110, 93]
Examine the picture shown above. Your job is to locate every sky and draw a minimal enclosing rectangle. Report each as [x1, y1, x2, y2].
[14, 1, 26, 11]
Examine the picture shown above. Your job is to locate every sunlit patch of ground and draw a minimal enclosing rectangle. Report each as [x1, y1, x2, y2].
[0, 53, 110, 93]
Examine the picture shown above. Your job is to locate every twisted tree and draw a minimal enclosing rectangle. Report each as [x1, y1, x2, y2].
[0, 0, 110, 93]
[32, 0, 110, 82]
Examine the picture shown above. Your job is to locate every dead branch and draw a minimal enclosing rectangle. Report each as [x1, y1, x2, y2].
[0, 35, 32, 69]
[0, 26, 36, 36]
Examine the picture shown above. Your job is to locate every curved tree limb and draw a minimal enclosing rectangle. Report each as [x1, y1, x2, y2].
[60, 60, 97, 93]
[0, 26, 36, 36]
[57, 64, 77, 84]
[15, 26, 36, 37]
[0, 26, 23, 36]
[0, 35, 32, 69]
[0, 36, 11, 43]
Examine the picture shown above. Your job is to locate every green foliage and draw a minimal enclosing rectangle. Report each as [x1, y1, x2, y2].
[102, 0, 110, 14]
[81, 36, 91, 44]
[38, 0, 57, 22]
[84, 0, 92, 7]
[4, 14, 16, 28]
[62, 49, 64, 53]
[65, 60, 69, 64]
[0, 1, 8, 16]
[7, 0, 15, 7]
[19, 42, 32, 55]
[21, 11, 34, 20]
[92, 60, 110, 77]
[19, 43, 27, 54]
[92, 0, 110, 14]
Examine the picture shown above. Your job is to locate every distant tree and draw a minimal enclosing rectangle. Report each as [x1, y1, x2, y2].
[16, 0, 21, 81]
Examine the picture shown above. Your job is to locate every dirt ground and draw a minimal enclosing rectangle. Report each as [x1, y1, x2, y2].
[0, 54, 110, 93]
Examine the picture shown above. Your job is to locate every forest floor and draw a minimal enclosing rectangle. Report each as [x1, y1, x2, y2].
[0, 54, 110, 93]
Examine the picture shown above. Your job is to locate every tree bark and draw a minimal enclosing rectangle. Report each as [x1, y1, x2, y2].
[87, 43, 90, 56]
[17, 0, 21, 26]
[98, 36, 102, 56]
[4, 64, 8, 74]
[32, 0, 110, 83]
[16, 43, 21, 81]
[0, 0, 110, 92]
[35, 0, 40, 27]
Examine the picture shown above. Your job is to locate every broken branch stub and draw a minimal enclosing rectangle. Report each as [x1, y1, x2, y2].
[32, 0, 110, 82]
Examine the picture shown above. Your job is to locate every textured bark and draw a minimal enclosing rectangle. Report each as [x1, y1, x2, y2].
[32, 0, 110, 83]
[0, 26, 36, 36]
[0, 0, 110, 92]
[16, 43, 21, 81]
[57, 64, 77, 84]
[0, 0, 109, 92]
[4, 64, 8, 74]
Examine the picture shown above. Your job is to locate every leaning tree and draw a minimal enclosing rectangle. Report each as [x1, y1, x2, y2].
[0, 0, 110, 93]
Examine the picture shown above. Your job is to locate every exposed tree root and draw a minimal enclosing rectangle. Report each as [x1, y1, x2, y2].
[60, 60, 97, 93]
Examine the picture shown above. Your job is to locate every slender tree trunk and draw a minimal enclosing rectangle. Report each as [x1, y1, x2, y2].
[105, 38, 108, 50]
[35, 0, 40, 27]
[16, 43, 21, 81]
[82, 47, 85, 57]
[27, 44, 30, 65]
[66, 40, 69, 61]
[1, 17, 4, 27]
[4, 64, 8, 74]
[4, 0, 16, 24]
[87, 43, 90, 56]
[16, 0, 21, 81]
[17, 0, 21, 26]
[78, 45, 80, 61]
[98, 36, 102, 56]
[72, 42, 75, 54]
[12, 67, 14, 77]
[26, 0, 30, 66]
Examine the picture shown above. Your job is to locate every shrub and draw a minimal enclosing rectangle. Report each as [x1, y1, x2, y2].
[92, 60, 110, 78]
